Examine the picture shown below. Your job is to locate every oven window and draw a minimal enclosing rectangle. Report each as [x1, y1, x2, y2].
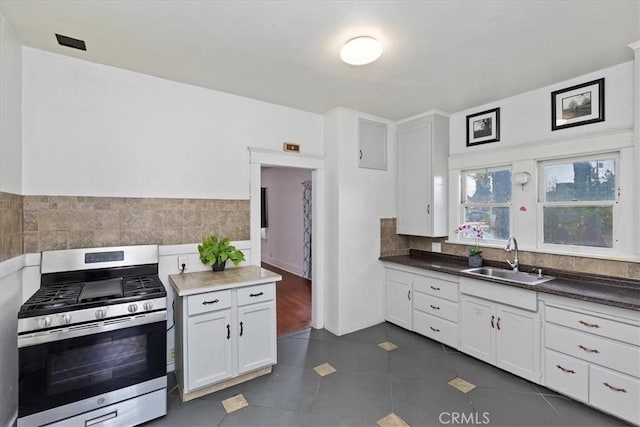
[19, 321, 166, 418]
[48, 335, 148, 395]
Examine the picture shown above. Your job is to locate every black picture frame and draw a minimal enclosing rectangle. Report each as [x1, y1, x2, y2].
[466, 107, 500, 147]
[551, 78, 604, 131]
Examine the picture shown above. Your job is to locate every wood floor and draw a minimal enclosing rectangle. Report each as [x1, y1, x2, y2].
[262, 262, 311, 336]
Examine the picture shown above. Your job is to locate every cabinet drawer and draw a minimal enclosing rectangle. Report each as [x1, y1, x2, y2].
[544, 349, 588, 402]
[589, 365, 640, 425]
[413, 275, 458, 302]
[545, 305, 640, 346]
[413, 311, 457, 348]
[188, 290, 232, 315]
[545, 324, 640, 377]
[414, 293, 458, 323]
[237, 283, 274, 306]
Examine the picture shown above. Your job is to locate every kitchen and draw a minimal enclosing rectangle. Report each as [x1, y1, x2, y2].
[1, 1, 639, 426]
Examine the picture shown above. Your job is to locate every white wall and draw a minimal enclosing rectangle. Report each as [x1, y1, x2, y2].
[450, 62, 634, 156]
[0, 14, 22, 427]
[0, 13, 22, 194]
[323, 107, 396, 335]
[21, 48, 323, 198]
[260, 167, 311, 276]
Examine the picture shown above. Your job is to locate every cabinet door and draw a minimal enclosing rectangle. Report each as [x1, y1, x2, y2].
[186, 309, 233, 391]
[358, 118, 387, 170]
[459, 295, 495, 364]
[397, 122, 432, 236]
[385, 271, 412, 329]
[495, 304, 540, 383]
[237, 301, 276, 375]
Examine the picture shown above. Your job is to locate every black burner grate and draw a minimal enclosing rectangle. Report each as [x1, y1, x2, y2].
[21, 283, 83, 312]
[122, 276, 165, 297]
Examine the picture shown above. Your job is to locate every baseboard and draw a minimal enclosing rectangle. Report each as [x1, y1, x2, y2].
[261, 257, 304, 277]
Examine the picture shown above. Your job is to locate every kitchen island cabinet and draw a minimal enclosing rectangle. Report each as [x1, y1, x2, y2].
[169, 266, 281, 401]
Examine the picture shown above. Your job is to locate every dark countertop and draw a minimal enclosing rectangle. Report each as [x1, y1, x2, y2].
[380, 250, 640, 311]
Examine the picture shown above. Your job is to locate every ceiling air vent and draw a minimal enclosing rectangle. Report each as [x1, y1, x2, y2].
[55, 34, 86, 51]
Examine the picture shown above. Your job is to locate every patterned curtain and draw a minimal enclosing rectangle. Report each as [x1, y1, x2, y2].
[302, 180, 312, 280]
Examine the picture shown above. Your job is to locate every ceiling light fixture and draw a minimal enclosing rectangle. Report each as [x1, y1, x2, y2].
[340, 36, 382, 66]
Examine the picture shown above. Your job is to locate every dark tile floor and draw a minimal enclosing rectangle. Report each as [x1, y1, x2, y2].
[146, 322, 628, 427]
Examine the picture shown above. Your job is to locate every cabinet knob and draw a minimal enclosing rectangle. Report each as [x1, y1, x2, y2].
[556, 365, 575, 374]
[578, 344, 600, 354]
[603, 382, 627, 393]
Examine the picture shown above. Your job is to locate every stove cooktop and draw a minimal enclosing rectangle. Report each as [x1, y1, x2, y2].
[18, 275, 166, 318]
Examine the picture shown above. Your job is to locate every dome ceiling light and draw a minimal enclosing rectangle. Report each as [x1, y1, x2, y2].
[340, 36, 382, 66]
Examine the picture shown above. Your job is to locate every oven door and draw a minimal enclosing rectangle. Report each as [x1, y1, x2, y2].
[18, 313, 166, 419]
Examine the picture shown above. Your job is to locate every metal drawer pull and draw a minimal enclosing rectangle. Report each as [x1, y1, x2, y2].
[226, 324, 230, 340]
[496, 317, 501, 330]
[578, 344, 599, 354]
[603, 383, 627, 393]
[430, 305, 440, 310]
[249, 292, 264, 297]
[490, 315, 495, 328]
[202, 299, 219, 305]
[556, 365, 575, 374]
[579, 320, 600, 328]
[239, 321, 244, 336]
[430, 326, 440, 332]
[407, 290, 411, 300]
[430, 286, 440, 291]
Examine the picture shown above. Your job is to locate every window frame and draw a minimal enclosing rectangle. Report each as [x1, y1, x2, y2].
[459, 165, 513, 247]
[537, 152, 620, 254]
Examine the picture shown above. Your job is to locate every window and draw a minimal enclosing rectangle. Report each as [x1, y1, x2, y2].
[539, 154, 618, 249]
[462, 167, 512, 241]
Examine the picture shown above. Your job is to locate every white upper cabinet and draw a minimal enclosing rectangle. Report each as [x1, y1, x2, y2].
[396, 112, 449, 237]
[358, 118, 387, 170]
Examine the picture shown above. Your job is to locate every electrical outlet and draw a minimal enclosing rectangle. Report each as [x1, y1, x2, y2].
[178, 256, 188, 272]
[169, 349, 175, 361]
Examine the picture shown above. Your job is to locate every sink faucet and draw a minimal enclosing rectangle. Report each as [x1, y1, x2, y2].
[505, 236, 519, 272]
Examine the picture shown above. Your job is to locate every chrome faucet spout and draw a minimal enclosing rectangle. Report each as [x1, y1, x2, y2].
[505, 236, 519, 272]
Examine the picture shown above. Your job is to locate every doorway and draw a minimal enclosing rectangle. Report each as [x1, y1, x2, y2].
[260, 167, 312, 335]
[249, 148, 325, 331]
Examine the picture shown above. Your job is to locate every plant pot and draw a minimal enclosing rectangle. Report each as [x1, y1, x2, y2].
[468, 255, 483, 268]
[211, 261, 226, 272]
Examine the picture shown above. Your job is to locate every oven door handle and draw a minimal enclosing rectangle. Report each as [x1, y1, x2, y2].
[18, 311, 167, 348]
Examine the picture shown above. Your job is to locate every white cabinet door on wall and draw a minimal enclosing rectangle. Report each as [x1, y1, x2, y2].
[358, 118, 387, 170]
[397, 112, 449, 237]
[385, 268, 413, 329]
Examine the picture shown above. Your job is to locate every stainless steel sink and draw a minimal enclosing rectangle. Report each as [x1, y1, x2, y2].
[462, 267, 555, 286]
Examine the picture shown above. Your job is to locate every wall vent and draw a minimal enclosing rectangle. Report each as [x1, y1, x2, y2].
[55, 34, 86, 51]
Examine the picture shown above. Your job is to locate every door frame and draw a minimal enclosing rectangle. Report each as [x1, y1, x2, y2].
[249, 148, 325, 329]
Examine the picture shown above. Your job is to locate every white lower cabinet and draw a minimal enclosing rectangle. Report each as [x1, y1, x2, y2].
[175, 282, 277, 399]
[385, 268, 413, 329]
[459, 293, 540, 383]
[187, 308, 233, 389]
[541, 294, 640, 425]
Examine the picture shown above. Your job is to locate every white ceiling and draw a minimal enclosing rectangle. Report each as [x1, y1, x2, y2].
[1, 1, 638, 120]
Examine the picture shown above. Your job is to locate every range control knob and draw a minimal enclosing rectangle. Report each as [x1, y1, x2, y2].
[95, 309, 107, 319]
[128, 304, 138, 313]
[40, 317, 52, 328]
[143, 302, 153, 311]
[59, 313, 72, 324]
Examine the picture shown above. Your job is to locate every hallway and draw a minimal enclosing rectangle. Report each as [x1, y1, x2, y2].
[262, 263, 311, 336]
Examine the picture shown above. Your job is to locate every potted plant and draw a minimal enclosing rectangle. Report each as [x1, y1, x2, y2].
[198, 236, 245, 272]
[455, 223, 485, 267]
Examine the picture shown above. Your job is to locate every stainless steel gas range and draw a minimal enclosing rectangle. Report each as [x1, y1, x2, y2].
[17, 245, 168, 427]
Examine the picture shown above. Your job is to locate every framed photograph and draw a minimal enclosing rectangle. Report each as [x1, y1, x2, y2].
[466, 107, 500, 146]
[551, 78, 604, 131]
